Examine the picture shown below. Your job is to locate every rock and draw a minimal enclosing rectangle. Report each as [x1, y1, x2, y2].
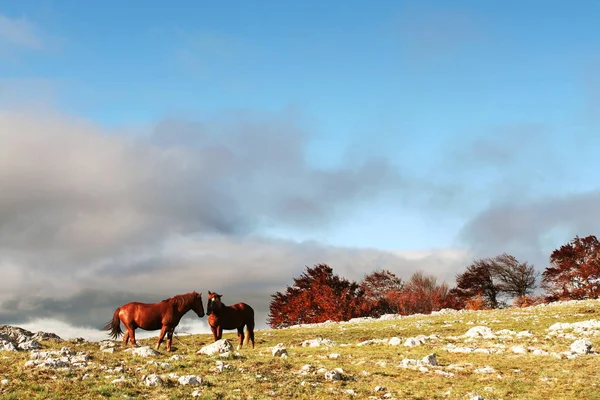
[170, 354, 184, 361]
[421, 353, 438, 366]
[388, 337, 402, 346]
[178, 375, 203, 385]
[272, 343, 288, 358]
[31, 331, 62, 342]
[302, 337, 336, 347]
[0, 340, 17, 352]
[510, 345, 527, 354]
[103, 348, 116, 354]
[111, 376, 128, 384]
[328, 353, 341, 359]
[126, 346, 159, 357]
[18, 340, 41, 351]
[197, 339, 234, 356]
[99, 341, 116, 350]
[474, 366, 496, 374]
[570, 339, 593, 355]
[403, 337, 424, 347]
[324, 370, 342, 381]
[464, 326, 495, 338]
[142, 374, 162, 386]
[374, 386, 387, 392]
[191, 390, 202, 397]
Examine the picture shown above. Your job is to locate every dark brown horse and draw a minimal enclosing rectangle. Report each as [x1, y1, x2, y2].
[101, 291, 205, 352]
[207, 291, 255, 349]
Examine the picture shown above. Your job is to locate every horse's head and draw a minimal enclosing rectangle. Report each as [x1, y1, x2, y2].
[191, 291, 205, 318]
[207, 290, 223, 315]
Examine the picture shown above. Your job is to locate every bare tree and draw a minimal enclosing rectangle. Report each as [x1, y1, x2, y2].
[492, 253, 538, 298]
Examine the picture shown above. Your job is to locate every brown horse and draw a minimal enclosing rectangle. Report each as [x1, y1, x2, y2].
[101, 291, 205, 352]
[207, 291, 255, 349]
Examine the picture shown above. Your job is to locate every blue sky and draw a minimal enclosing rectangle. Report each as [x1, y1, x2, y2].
[1, 1, 600, 336]
[1, 0, 599, 252]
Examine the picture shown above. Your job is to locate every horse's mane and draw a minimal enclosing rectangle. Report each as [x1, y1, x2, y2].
[161, 292, 197, 307]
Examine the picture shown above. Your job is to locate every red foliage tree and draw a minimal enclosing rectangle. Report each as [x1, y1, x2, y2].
[267, 264, 364, 328]
[542, 235, 600, 301]
[359, 269, 404, 317]
[397, 272, 455, 315]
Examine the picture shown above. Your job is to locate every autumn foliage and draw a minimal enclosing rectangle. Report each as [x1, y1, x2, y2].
[359, 269, 404, 317]
[396, 272, 458, 315]
[266, 235, 600, 328]
[267, 264, 364, 328]
[542, 235, 600, 301]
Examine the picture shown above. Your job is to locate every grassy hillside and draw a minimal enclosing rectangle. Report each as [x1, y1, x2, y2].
[1, 299, 599, 400]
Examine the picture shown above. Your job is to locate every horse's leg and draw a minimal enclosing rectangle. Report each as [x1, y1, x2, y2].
[210, 326, 218, 342]
[128, 327, 137, 347]
[217, 326, 223, 340]
[123, 331, 130, 346]
[237, 326, 245, 350]
[156, 325, 168, 351]
[247, 322, 255, 349]
[166, 329, 174, 352]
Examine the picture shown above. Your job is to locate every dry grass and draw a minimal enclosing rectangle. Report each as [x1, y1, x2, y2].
[1, 299, 599, 399]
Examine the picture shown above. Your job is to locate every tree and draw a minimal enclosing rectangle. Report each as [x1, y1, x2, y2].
[397, 271, 454, 315]
[359, 269, 404, 316]
[267, 264, 364, 328]
[453, 259, 502, 308]
[492, 253, 538, 298]
[542, 235, 600, 301]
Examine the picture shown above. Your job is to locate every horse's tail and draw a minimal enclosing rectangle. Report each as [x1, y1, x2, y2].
[245, 304, 255, 348]
[101, 307, 123, 339]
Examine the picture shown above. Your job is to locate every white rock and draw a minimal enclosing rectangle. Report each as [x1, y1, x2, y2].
[510, 345, 527, 354]
[302, 337, 336, 347]
[474, 366, 496, 374]
[388, 337, 402, 346]
[142, 374, 162, 386]
[111, 376, 128, 384]
[18, 340, 41, 351]
[324, 370, 342, 381]
[170, 354, 184, 361]
[0, 340, 17, 352]
[421, 353, 438, 366]
[403, 337, 424, 347]
[178, 375, 202, 386]
[464, 326, 495, 338]
[1, 379, 9, 385]
[197, 339, 234, 356]
[127, 346, 159, 357]
[102, 348, 116, 353]
[328, 353, 341, 359]
[272, 343, 288, 357]
[192, 390, 202, 397]
[570, 339, 593, 355]
[374, 386, 387, 392]
[516, 330, 533, 338]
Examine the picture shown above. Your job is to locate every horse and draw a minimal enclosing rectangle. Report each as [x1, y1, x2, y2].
[101, 291, 205, 352]
[206, 291, 255, 349]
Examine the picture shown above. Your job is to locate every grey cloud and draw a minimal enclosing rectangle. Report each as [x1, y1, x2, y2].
[0, 109, 403, 271]
[460, 190, 600, 269]
[0, 234, 470, 333]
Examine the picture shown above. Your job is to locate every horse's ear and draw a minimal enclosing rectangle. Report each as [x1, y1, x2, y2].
[208, 290, 212, 295]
